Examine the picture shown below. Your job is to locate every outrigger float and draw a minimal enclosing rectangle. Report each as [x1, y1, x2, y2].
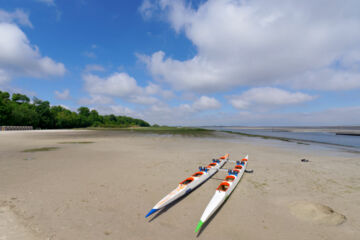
[145, 154, 230, 218]
[195, 155, 248, 233]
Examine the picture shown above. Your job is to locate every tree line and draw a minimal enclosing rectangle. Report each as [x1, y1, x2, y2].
[0, 90, 150, 129]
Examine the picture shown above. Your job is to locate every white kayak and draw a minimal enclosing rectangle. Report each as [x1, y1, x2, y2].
[195, 155, 248, 232]
[145, 154, 229, 218]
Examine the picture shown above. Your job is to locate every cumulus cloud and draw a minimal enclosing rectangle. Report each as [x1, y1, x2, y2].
[0, 69, 11, 85]
[192, 96, 221, 111]
[0, 22, 65, 82]
[96, 105, 140, 117]
[82, 72, 175, 106]
[150, 96, 220, 120]
[78, 95, 113, 105]
[54, 89, 70, 100]
[219, 106, 360, 126]
[139, 0, 158, 19]
[0, 9, 33, 28]
[145, 82, 174, 99]
[229, 87, 315, 110]
[83, 72, 142, 98]
[140, 0, 360, 92]
[291, 69, 360, 90]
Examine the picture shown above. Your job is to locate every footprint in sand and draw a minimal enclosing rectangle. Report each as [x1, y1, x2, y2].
[289, 201, 346, 225]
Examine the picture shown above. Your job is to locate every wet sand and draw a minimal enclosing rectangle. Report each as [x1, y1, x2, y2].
[0, 130, 359, 240]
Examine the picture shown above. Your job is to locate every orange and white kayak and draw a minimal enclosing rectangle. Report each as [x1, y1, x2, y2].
[195, 155, 248, 232]
[145, 154, 229, 218]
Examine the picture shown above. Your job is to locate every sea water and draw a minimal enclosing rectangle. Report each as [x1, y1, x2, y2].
[208, 127, 360, 149]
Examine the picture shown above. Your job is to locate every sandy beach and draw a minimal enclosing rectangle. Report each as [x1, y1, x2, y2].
[0, 130, 359, 240]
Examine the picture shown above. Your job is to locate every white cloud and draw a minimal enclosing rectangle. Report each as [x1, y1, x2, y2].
[83, 72, 142, 98]
[291, 69, 360, 91]
[139, 0, 158, 19]
[130, 95, 159, 105]
[0, 69, 11, 85]
[145, 82, 174, 99]
[192, 96, 221, 111]
[84, 64, 105, 72]
[82, 72, 175, 105]
[96, 105, 140, 117]
[54, 89, 70, 100]
[229, 87, 315, 110]
[0, 9, 33, 28]
[78, 95, 113, 105]
[0, 22, 66, 81]
[140, 0, 360, 92]
[36, 0, 56, 6]
[217, 106, 360, 126]
[137, 95, 220, 124]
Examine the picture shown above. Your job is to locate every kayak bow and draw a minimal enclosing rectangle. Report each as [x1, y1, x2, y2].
[195, 155, 248, 232]
[146, 154, 229, 218]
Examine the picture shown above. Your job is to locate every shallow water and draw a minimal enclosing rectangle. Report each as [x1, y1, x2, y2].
[209, 127, 360, 149]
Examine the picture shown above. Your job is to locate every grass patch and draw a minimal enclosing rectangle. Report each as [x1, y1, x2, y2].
[88, 126, 215, 137]
[58, 141, 94, 144]
[22, 147, 59, 152]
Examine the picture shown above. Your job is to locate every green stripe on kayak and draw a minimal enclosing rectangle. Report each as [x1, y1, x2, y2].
[195, 220, 204, 233]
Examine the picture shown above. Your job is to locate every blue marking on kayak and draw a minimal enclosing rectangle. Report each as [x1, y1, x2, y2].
[145, 208, 159, 218]
[186, 188, 192, 194]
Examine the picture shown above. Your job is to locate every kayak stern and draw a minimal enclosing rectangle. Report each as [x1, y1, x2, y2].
[145, 208, 159, 218]
[195, 220, 204, 233]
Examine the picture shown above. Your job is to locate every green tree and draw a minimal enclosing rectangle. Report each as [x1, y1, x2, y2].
[0, 91, 11, 125]
[34, 99, 53, 129]
[10, 103, 39, 127]
[0, 90, 151, 129]
[12, 93, 30, 103]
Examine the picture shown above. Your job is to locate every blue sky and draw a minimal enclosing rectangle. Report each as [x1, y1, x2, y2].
[1, 0, 360, 126]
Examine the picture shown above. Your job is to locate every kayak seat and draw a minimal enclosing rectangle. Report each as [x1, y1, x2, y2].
[179, 177, 194, 185]
[225, 175, 235, 182]
[219, 154, 229, 159]
[208, 163, 217, 167]
[235, 165, 243, 170]
[217, 182, 230, 192]
[192, 172, 204, 177]
[242, 158, 248, 161]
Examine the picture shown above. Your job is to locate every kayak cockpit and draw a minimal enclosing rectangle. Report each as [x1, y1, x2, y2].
[219, 154, 229, 160]
[179, 177, 194, 185]
[192, 172, 204, 177]
[234, 165, 243, 170]
[207, 163, 217, 168]
[217, 182, 230, 192]
[225, 175, 235, 182]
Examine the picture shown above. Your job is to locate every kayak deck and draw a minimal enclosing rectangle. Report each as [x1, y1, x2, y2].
[195, 155, 248, 232]
[145, 154, 230, 218]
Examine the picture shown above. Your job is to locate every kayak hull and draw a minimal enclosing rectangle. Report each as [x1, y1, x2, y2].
[196, 155, 248, 232]
[146, 154, 229, 218]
